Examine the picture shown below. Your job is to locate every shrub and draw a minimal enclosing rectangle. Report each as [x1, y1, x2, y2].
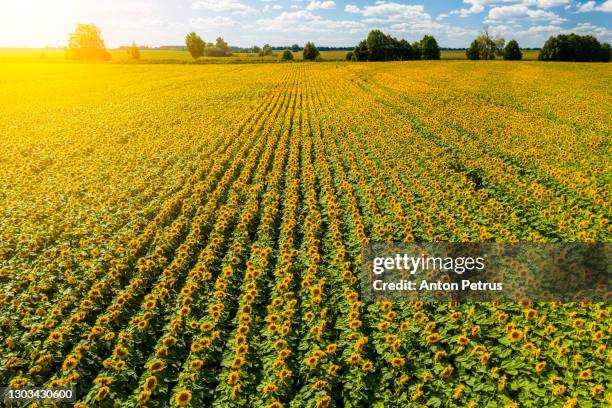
[303, 42, 320, 61]
[504, 40, 522, 61]
[345, 51, 354, 61]
[128, 42, 140, 60]
[281, 49, 294, 61]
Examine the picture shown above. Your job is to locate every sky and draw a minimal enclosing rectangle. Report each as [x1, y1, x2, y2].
[0, 0, 610, 48]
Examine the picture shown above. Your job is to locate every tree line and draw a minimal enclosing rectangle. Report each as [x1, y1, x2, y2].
[347, 30, 441, 61]
[64, 24, 610, 63]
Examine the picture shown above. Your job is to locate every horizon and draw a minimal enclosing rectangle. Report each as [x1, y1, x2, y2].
[0, 1, 611, 49]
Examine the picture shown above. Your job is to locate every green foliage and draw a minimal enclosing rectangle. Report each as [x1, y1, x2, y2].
[345, 51, 354, 61]
[466, 31, 504, 60]
[412, 42, 422, 60]
[252, 45, 261, 54]
[352, 30, 416, 61]
[539, 33, 611, 62]
[259, 44, 273, 57]
[291, 44, 300, 52]
[202, 38, 231, 57]
[66, 23, 111, 61]
[419, 35, 441, 60]
[185, 32, 205, 59]
[504, 40, 522, 61]
[281, 49, 294, 61]
[303, 42, 320, 61]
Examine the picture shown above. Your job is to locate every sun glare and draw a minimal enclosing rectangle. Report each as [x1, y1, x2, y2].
[0, 1, 88, 47]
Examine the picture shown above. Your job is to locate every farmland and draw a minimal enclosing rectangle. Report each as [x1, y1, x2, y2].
[0, 61, 610, 407]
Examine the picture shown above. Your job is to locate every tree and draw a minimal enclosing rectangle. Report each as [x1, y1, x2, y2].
[466, 40, 481, 60]
[203, 37, 231, 57]
[539, 33, 610, 62]
[66, 23, 111, 60]
[252, 45, 261, 54]
[352, 30, 416, 61]
[412, 41, 422, 60]
[185, 32, 205, 59]
[353, 40, 369, 61]
[420, 35, 440, 60]
[215, 37, 229, 52]
[345, 51, 354, 61]
[281, 49, 294, 60]
[291, 44, 300, 52]
[303, 42, 320, 61]
[504, 39, 522, 60]
[466, 31, 504, 60]
[259, 44, 273, 56]
[600, 43, 612, 62]
[127, 41, 140, 60]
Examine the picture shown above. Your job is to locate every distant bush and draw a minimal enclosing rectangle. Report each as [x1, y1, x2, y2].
[204, 46, 231, 57]
[259, 44, 274, 57]
[127, 42, 141, 60]
[539, 34, 611, 62]
[281, 49, 294, 61]
[345, 51, 354, 61]
[504, 40, 522, 61]
[303, 42, 320, 61]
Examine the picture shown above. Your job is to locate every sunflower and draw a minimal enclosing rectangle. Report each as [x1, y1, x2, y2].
[175, 390, 192, 406]
[508, 329, 522, 343]
[143, 375, 157, 391]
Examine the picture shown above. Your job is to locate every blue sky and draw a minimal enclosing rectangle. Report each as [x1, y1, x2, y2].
[1, 0, 610, 48]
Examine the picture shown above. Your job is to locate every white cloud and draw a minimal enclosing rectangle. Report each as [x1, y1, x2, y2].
[342, 2, 431, 22]
[485, 5, 566, 23]
[575, 0, 612, 12]
[189, 16, 241, 28]
[451, 0, 571, 17]
[451, 0, 486, 18]
[191, 0, 257, 16]
[263, 4, 283, 12]
[256, 10, 364, 33]
[306, 1, 336, 11]
[436, 13, 450, 21]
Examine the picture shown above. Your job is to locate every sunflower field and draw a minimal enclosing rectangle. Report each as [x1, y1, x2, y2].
[0, 60, 610, 407]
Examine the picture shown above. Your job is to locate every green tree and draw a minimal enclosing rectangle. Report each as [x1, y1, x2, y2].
[252, 45, 261, 54]
[215, 37, 229, 51]
[539, 33, 610, 62]
[503, 39, 522, 60]
[281, 49, 294, 60]
[466, 31, 504, 60]
[66, 23, 111, 61]
[303, 41, 320, 61]
[412, 41, 422, 60]
[185, 32, 205, 59]
[466, 39, 481, 60]
[127, 41, 140, 60]
[345, 51, 354, 61]
[260, 44, 273, 56]
[353, 40, 369, 61]
[420, 35, 440, 60]
[291, 44, 300, 52]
